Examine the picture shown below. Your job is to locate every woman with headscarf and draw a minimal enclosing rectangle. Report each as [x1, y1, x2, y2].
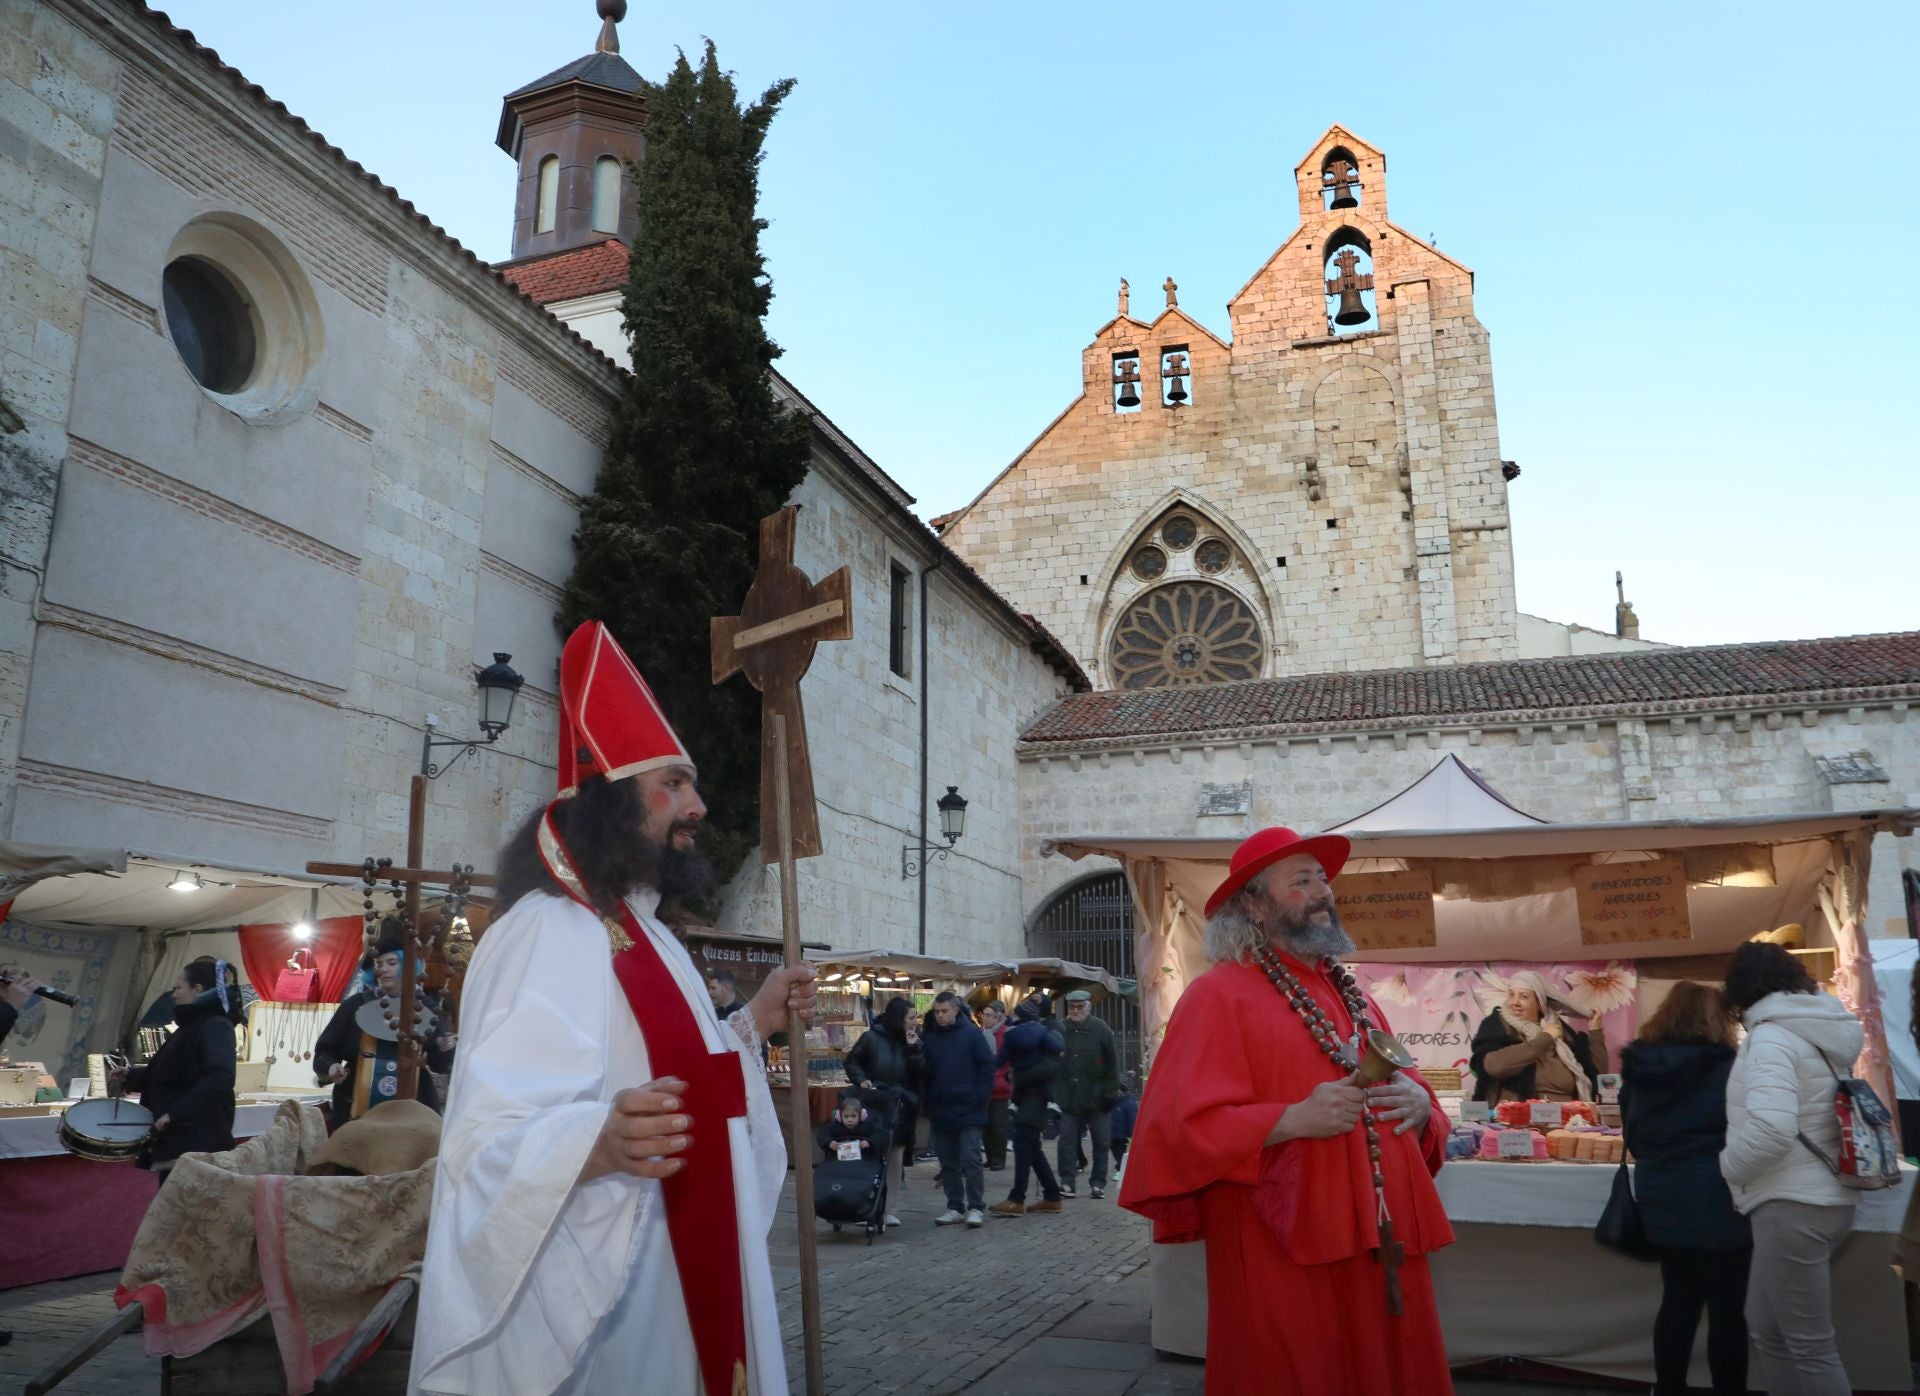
[112, 958, 238, 1178]
[845, 996, 921, 1228]
[1469, 970, 1599, 1105]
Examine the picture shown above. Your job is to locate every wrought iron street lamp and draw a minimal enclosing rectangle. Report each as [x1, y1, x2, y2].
[902, 786, 968, 879]
[422, 653, 526, 779]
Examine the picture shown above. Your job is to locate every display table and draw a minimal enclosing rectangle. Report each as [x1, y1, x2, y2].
[1149, 1160, 1915, 1391]
[0, 1099, 297, 1290]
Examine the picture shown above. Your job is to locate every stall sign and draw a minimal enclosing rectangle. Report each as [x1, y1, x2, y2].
[1333, 869, 1437, 950]
[1574, 857, 1692, 945]
[1495, 1130, 1536, 1159]
[693, 942, 788, 970]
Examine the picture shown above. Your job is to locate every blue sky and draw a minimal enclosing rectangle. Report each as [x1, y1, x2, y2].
[161, 1, 1917, 647]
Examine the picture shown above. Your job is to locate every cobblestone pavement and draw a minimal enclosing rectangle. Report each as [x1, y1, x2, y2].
[4, 1157, 1622, 1395]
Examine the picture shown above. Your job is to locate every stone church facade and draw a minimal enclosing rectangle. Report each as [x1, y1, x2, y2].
[1, 0, 1915, 1070]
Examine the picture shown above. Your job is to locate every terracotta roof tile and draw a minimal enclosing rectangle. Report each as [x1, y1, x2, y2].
[1021, 632, 1920, 747]
[498, 240, 630, 306]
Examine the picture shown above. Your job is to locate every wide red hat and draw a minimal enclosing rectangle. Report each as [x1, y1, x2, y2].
[1203, 826, 1352, 919]
[555, 622, 694, 798]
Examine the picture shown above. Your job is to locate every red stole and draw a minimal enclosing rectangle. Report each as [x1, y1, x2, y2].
[540, 814, 751, 1396]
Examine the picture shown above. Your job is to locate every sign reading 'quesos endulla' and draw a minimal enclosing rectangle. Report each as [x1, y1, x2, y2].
[1573, 856, 1693, 945]
[1333, 868, 1438, 950]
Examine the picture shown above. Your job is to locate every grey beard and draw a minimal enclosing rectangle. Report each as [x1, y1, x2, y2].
[1267, 903, 1355, 960]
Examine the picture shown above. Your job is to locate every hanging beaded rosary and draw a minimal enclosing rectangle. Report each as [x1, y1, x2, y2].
[1251, 943, 1407, 1316]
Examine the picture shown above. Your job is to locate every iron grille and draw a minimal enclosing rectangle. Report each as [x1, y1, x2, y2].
[1029, 872, 1141, 1075]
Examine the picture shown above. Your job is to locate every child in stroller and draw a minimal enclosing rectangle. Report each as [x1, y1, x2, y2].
[813, 1086, 900, 1243]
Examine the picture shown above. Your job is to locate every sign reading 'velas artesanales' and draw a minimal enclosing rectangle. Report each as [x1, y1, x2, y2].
[1333, 868, 1438, 950]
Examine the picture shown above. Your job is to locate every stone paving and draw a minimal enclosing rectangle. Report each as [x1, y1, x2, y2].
[2, 1156, 1622, 1395]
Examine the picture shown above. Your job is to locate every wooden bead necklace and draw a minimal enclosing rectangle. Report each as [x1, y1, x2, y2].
[1252, 942, 1406, 1316]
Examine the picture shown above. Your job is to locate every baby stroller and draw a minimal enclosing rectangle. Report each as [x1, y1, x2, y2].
[812, 1085, 900, 1244]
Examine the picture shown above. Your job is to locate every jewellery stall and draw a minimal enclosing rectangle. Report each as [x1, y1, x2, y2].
[1048, 798, 1920, 1390]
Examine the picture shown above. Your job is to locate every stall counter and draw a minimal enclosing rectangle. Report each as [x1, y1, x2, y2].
[1147, 1160, 1914, 1391]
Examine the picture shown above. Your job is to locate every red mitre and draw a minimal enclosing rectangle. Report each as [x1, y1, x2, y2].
[555, 622, 694, 798]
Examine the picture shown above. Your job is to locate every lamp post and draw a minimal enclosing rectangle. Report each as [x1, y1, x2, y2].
[421, 653, 525, 779]
[902, 786, 968, 879]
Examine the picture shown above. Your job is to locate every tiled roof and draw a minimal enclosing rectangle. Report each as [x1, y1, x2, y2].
[499, 240, 629, 306]
[1021, 632, 1920, 747]
[504, 51, 644, 102]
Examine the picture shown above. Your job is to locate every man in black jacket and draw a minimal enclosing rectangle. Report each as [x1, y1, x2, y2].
[988, 993, 1065, 1217]
[314, 937, 454, 1124]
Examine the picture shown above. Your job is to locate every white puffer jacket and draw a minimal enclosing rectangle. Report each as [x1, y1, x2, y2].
[1720, 989, 1865, 1214]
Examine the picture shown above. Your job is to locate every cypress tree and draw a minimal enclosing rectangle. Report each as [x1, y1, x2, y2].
[560, 41, 810, 897]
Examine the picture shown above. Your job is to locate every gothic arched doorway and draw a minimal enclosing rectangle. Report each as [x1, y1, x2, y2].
[1029, 873, 1140, 1073]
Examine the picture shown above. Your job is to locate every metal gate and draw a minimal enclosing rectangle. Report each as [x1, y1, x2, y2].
[1029, 872, 1140, 1075]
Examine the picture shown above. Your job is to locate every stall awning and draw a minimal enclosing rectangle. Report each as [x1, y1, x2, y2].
[6, 854, 364, 932]
[807, 949, 1123, 996]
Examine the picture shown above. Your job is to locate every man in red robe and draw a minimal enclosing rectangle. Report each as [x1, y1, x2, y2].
[1119, 827, 1456, 1395]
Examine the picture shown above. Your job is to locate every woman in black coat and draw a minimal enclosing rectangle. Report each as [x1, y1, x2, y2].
[846, 997, 921, 1227]
[118, 958, 237, 1174]
[1620, 981, 1750, 1396]
[1468, 971, 1601, 1105]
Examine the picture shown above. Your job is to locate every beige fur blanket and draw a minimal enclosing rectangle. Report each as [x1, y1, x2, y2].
[115, 1100, 434, 1395]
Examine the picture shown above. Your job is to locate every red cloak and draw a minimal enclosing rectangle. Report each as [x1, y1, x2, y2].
[1118, 955, 1456, 1395]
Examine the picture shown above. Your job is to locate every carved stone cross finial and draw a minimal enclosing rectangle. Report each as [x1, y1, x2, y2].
[711, 508, 853, 861]
[1118, 277, 1130, 317]
[1163, 276, 1178, 309]
[1325, 248, 1374, 297]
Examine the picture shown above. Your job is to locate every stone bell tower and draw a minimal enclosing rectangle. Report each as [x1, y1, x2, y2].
[496, 0, 648, 260]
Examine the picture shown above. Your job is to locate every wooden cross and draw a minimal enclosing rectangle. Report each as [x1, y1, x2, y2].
[710, 507, 852, 862]
[1113, 358, 1140, 396]
[1374, 1214, 1406, 1317]
[1325, 247, 1375, 298]
[1164, 351, 1189, 378]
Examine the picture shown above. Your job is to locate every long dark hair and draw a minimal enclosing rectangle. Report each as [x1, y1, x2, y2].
[494, 775, 711, 920]
[1638, 981, 1737, 1048]
[1722, 941, 1816, 1015]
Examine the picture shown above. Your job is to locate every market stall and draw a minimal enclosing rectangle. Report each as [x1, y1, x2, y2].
[1047, 763, 1919, 1385]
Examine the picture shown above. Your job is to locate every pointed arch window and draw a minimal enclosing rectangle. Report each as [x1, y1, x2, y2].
[1101, 506, 1271, 688]
[1323, 228, 1376, 335]
[592, 156, 622, 233]
[535, 156, 560, 235]
[1321, 148, 1362, 211]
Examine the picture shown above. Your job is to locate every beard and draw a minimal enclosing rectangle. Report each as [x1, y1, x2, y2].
[633, 818, 714, 904]
[1265, 895, 1355, 960]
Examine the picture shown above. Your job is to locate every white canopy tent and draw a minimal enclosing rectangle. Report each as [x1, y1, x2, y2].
[806, 948, 1124, 997]
[1046, 767, 1918, 1111]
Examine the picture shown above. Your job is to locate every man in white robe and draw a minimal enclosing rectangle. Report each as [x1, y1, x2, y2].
[411, 622, 814, 1396]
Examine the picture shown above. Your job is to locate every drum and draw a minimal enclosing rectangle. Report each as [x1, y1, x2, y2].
[58, 1097, 155, 1163]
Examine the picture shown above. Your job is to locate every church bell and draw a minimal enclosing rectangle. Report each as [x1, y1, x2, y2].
[1166, 375, 1188, 405]
[1117, 379, 1141, 409]
[1332, 287, 1370, 326]
[1324, 160, 1360, 210]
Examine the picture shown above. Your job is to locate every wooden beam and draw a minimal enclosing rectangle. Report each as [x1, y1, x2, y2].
[729, 598, 846, 653]
[304, 863, 495, 888]
[312, 1278, 416, 1393]
[24, 1300, 142, 1396]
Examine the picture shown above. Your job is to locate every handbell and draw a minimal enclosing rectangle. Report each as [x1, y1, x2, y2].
[1357, 1028, 1414, 1084]
[1333, 286, 1370, 327]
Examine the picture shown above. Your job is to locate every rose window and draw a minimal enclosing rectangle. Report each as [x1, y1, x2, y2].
[1108, 582, 1265, 688]
[1195, 539, 1231, 573]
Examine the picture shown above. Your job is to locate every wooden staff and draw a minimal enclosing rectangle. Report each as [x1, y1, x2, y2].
[772, 713, 825, 1395]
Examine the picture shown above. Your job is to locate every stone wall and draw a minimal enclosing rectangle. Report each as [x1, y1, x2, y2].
[1020, 700, 1920, 943]
[0, 0, 114, 836]
[5, 0, 621, 886]
[942, 127, 1520, 687]
[711, 453, 1072, 961]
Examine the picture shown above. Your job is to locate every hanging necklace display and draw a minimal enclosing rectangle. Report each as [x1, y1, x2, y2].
[1251, 943, 1414, 1317]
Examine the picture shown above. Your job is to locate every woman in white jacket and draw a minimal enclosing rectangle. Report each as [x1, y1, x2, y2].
[1719, 941, 1863, 1396]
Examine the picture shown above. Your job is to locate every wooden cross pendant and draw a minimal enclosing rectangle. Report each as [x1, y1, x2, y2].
[711, 507, 852, 862]
[1374, 1215, 1406, 1317]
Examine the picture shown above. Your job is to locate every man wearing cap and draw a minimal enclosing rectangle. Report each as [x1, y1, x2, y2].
[412, 623, 816, 1396]
[1118, 827, 1454, 1395]
[1054, 989, 1121, 1199]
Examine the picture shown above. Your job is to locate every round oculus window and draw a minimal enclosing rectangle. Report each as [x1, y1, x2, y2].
[1196, 539, 1232, 574]
[1108, 582, 1264, 688]
[1130, 545, 1168, 581]
[1161, 515, 1198, 550]
[162, 256, 257, 394]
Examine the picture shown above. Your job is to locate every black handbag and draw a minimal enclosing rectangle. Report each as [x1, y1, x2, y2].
[1594, 1162, 1660, 1261]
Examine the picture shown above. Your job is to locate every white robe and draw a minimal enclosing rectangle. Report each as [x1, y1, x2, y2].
[410, 889, 789, 1396]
